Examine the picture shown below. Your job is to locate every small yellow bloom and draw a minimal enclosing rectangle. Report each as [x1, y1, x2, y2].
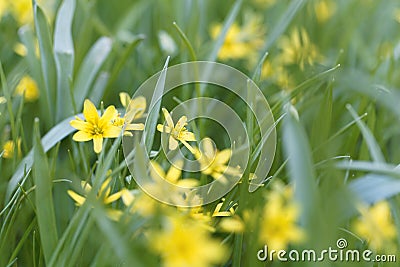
[157, 108, 196, 152]
[113, 93, 146, 134]
[67, 176, 123, 221]
[211, 14, 265, 61]
[259, 181, 305, 250]
[150, 160, 199, 187]
[15, 75, 39, 102]
[194, 137, 241, 182]
[314, 0, 336, 23]
[278, 28, 321, 70]
[70, 99, 122, 153]
[9, 0, 33, 25]
[353, 201, 397, 252]
[219, 216, 244, 233]
[151, 216, 228, 267]
[121, 189, 161, 217]
[2, 138, 21, 159]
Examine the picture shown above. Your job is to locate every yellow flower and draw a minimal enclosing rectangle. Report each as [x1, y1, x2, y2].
[151, 216, 228, 267]
[150, 160, 199, 187]
[70, 99, 122, 153]
[0, 96, 6, 104]
[0, 1, 7, 19]
[259, 181, 305, 250]
[194, 137, 241, 182]
[219, 216, 244, 233]
[261, 60, 295, 90]
[157, 108, 196, 152]
[9, 0, 33, 25]
[67, 176, 123, 221]
[278, 28, 321, 70]
[211, 15, 265, 61]
[2, 138, 21, 159]
[352, 201, 397, 252]
[113, 93, 146, 134]
[14, 75, 39, 102]
[314, 0, 336, 23]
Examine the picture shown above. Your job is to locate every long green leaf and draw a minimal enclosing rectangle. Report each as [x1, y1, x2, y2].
[32, 119, 58, 264]
[54, 0, 76, 121]
[34, 2, 56, 124]
[6, 114, 82, 200]
[349, 174, 400, 204]
[144, 57, 169, 152]
[282, 103, 317, 225]
[73, 37, 112, 109]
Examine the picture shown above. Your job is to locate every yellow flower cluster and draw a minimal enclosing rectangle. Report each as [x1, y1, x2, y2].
[259, 181, 305, 250]
[352, 201, 397, 252]
[15, 75, 39, 102]
[69, 94, 145, 153]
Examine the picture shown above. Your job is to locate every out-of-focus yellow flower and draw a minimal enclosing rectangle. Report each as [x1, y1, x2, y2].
[67, 176, 123, 221]
[314, 0, 336, 23]
[261, 60, 295, 90]
[70, 99, 122, 153]
[2, 138, 21, 159]
[253, 0, 276, 8]
[14, 75, 39, 102]
[8, 0, 33, 25]
[151, 216, 228, 267]
[157, 108, 196, 152]
[112, 93, 146, 134]
[0, 96, 6, 104]
[352, 201, 397, 252]
[211, 13, 265, 61]
[394, 9, 400, 23]
[194, 137, 241, 183]
[0, 1, 7, 19]
[259, 181, 305, 250]
[219, 216, 244, 233]
[150, 160, 199, 187]
[278, 28, 321, 70]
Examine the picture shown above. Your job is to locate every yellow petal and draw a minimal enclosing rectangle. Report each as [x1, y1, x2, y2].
[219, 217, 244, 232]
[93, 135, 103, 153]
[175, 116, 187, 132]
[176, 178, 199, 187]
[165, 160, 183, 183]
[202, 137, 216, 159]
[100, 105, 118, 127]
[128, 96, 146, 119]
[157, 124, 172, 133]
[67, 190, 86, 206]
[119, 92, 131, 108]
[100, 177, 112, 195]
[104, 191, 123, 204]
[125, 123, 145, 131]
[169, 136, 179, 150]
[83, 99, 99, 123]
[72, 131, 93, 142]
[103, 125, 122, 138]
[179, 131, 196, 141]
[70, 119, 89, 131]
[121, 189, 135, 206]
[150, 161, 166, 179]
[161, 108, 174, 129]
[215, 149, 231, 165]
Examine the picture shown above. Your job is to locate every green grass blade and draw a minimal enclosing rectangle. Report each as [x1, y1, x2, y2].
[282, 103, 317, 225]
[54, 0, 76, 121]
[6, 114, 82, 200]
[32, 118, 58, 264]
[346, 104, 385, 163]
[349, 174, 400, 204]
[144, 57, 169, 152]
[33, 1, 56, 124]
[73, 37, 112, 109]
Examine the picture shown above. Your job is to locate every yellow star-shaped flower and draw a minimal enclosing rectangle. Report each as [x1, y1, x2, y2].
[157, 108, 196, 152]
[70, 99, 122, 153]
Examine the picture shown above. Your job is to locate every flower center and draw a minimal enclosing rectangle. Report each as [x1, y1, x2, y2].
[93, 125, 104, 135]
